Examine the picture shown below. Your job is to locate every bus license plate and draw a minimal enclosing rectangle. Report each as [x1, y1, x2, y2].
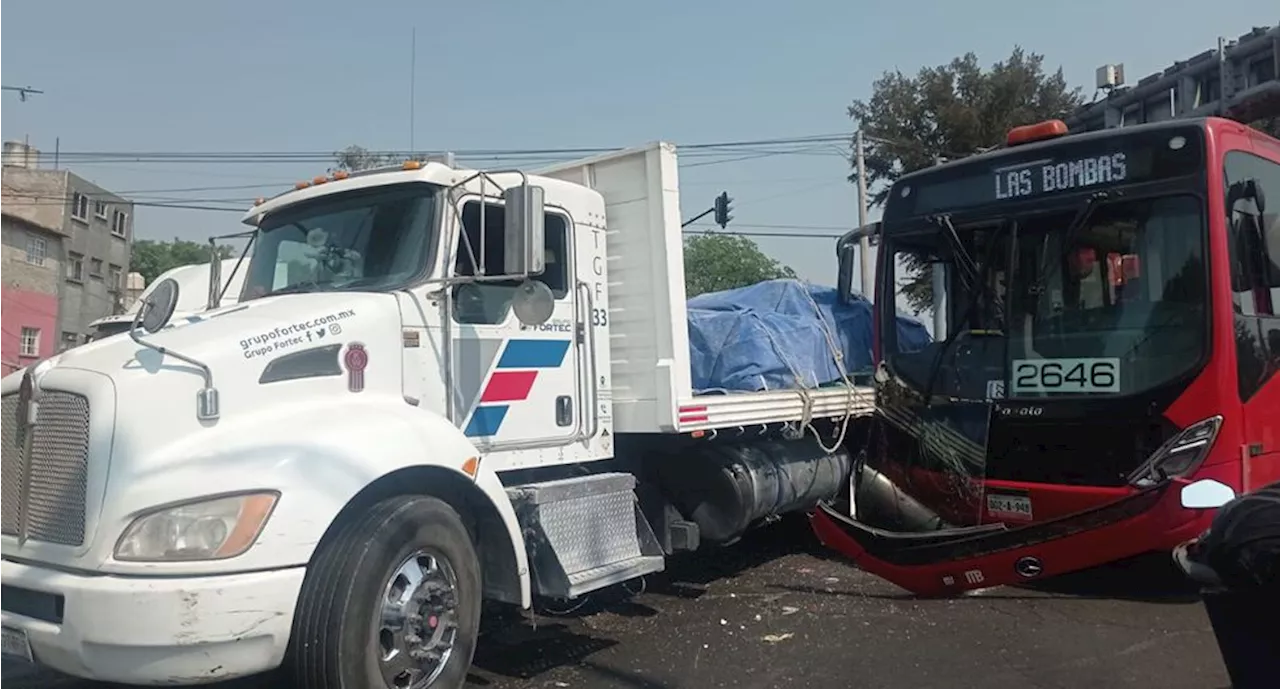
[1, 626, 33, 663]
[987, 492, 1034, 521]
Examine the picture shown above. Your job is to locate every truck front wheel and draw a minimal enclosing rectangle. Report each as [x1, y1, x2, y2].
[290, 495, 482, 689]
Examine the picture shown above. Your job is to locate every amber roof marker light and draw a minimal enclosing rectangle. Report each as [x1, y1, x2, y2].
[1006, 119, 1070, 147]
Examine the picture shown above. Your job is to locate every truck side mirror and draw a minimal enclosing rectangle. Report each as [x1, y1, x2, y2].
[137, 278, 180, 335]
[837, 242, 856, 305]
[503, 184, 546, 276]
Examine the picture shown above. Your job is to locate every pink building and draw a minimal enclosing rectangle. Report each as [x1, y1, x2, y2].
[1, 291, 58, 375]
[1, 216, 62, 374]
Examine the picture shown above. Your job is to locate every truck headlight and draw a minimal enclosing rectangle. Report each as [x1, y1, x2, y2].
[114, 492, 279, 562]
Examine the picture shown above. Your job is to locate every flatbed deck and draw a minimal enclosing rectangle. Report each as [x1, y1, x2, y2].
[676, 383, 876, 433]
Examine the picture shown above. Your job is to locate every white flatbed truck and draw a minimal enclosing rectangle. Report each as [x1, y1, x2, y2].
[0, 142, 873, 688]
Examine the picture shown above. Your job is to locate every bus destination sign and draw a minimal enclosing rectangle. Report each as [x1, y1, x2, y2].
[994, 153, 1127, 201]
[887, 125, 1204, 219]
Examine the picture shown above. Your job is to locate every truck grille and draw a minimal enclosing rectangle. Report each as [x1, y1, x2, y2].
[1, 391, 92, 546]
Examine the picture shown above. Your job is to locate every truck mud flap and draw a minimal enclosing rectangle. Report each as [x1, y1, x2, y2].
[810, 483, 1173, 596]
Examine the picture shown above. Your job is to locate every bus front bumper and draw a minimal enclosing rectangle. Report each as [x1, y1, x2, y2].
[809, 477, 1215, 596]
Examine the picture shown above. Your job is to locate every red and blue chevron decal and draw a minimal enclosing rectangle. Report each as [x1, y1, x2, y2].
[464, 339, 571, 437]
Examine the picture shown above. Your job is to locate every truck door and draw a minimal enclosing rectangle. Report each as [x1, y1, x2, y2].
[449, 198, 582, 445]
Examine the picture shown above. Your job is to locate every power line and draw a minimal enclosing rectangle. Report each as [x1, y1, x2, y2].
[2, 85, 43, 101]
[6, 193, 855, 231]
[106, 175, 835, 196]
[110, 182, 292, 194]
[31, 133, 856, 164]
[7, 194, 852, 239]
[683, 228, 845, 239]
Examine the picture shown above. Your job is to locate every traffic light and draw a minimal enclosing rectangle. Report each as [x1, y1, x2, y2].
[713, 191, 733, 229]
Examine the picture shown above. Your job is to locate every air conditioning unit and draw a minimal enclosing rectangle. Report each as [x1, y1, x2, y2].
[1096, 64, 1126, 90]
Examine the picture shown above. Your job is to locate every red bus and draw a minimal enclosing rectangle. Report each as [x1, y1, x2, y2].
[814, 116, 1280, 595]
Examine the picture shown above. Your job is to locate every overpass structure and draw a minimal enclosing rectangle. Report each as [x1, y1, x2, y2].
[1065, 23, 1279, 131]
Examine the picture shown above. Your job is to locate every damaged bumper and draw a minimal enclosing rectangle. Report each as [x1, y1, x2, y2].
[810, 478, 1215, 597]
[0, 558, 304, 684]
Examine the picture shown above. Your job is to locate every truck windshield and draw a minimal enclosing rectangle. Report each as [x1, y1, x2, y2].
[240, 182, 439, 300]
[881, 193, 1208, 400]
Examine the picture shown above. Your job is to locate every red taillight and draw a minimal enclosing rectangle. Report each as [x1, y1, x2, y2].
[1006, 119, 1069, 147]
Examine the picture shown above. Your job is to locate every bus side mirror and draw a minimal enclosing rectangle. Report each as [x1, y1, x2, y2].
[1179, 478, 1237, 510]
[837, 243, 856, 305]
[503, 184, 546, 276]
[1226, 179, 1265, 213]
[1226, 179, 1278, 290]
[1250, 181, 1266, 214]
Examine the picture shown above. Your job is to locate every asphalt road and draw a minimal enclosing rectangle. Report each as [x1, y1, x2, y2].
[4, 517, 1230, 689]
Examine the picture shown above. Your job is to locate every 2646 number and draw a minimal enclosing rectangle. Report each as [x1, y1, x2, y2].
[1010, 358, 1120, 394]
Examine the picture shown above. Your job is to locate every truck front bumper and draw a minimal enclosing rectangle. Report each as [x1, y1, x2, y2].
[0, 558, 305, 685]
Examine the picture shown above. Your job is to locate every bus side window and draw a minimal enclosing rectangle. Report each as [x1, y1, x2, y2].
[1224, 150, 1280, 401]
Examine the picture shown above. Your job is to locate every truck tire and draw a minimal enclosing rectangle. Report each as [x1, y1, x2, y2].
[289, 495, 482, 689]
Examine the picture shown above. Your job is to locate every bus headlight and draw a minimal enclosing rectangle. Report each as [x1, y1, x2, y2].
[114, 492, 279, 562]
[1128, 416, 1223, 487]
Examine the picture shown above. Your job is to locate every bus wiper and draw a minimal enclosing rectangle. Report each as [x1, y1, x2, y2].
[1027, 191, 1111, 300]
[929, 214, 978, 292]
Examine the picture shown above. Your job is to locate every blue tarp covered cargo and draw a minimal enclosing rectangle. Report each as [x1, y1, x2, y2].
[687, 279, 931, 394]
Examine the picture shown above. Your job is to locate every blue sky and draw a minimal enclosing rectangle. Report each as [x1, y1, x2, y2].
[3, 1, 1275, 287]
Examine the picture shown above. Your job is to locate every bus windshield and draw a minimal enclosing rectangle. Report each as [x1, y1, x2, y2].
[881, 193, 1208, 401]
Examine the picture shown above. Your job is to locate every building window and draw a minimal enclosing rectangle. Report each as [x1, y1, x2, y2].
[67, 252, 84, 282]
[60, 331, 80, 352]
[111, 210, 129, 238]
[71, 192, 90, 222]
[108, 264, 123, 289]
[89, 258, 103, 278]
[94, 200, 109, 220]
[25, 235, 47, 266]
[20, 327, 40, 357]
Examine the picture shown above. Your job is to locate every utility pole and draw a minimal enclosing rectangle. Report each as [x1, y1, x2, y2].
[854, 130, 873, 297]
[409, 28, 417, 155]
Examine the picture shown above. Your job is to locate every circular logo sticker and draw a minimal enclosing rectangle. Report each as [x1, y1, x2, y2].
[1014, 556, 1044, 578]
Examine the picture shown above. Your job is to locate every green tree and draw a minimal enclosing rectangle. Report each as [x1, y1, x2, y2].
[1249, 116, 1280, 139]
[131, 239, 236, 284]
[332, 145, 397, 172]
[848, 47, 1084, 312]
[683, 233, 796, 297]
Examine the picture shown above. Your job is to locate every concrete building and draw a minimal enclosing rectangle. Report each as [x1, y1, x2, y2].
[1, 142, 134, 372]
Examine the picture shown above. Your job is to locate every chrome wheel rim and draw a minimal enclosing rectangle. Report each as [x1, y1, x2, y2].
[375, 549, 460, 688]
